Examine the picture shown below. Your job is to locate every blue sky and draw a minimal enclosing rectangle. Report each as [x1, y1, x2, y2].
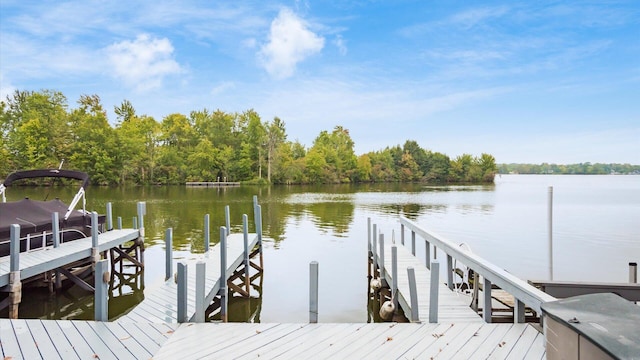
[1, 1, 639, 164]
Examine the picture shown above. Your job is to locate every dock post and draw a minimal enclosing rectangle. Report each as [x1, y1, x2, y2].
[446, 254, 454, 290]
[407, 267, 420, 322]
[243, 214, 250, 294]
[411, 231, 416, 256]
[117, 217, 122, 230]
[137, 202, 146, 237]
[195, 261, 206, 323]
[256, 204, 263, 268]
[372, 224, 378, 273]
[225, 205, 231, 236]
[310, 261, 319, 323]
[400, 223, 405, 245]
[137, 203, 146, 264]
[429, 260, 439, 323]
[52, 212, 60, 247]
[391, 246, 398, 311]
[367, 218, 372, 282]
[514, 299, 525, 323]
[630, 262, 637, 283]
[95, 259, 109, 321]
[52, 212, 62, 289]
[220, 226, 228, 322]
[9, 224, 22, 319]
[133, 216, 137, 229]
[483, 277, 492, 323]
[379, 234, 385, 281]
[106, 202, 113, 230]
[367, 218, 372, 252]
[165, 228, 173, 280]
[425, 237, 431, 270]
[91, 211, 100, 264]
[204, 214, 210, 253]
[177, 262, 188, 323]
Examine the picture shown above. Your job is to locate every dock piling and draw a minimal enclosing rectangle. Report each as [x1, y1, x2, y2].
[429, 260, 439, 323]
[243, 214, 250, 294]
[177, 262, 188, 323]
[411, 231, 416, 256]
[204, 214, 210, 252]
[52, 212, 60, 247]
[9, 224, 22, 319]
[225, 205, 231, 236]
[165, 228, 173, 280]
[117, 216, 122, 230]
[137, 202, 146, 237]
[106, 202, 113, 230]
[407, 267, 419, 322]
[195, 261, 206, 322]
[400, 224, 405, 245]
[94, 259, 109, 321]
[515, 299, 525, 323]
[391, 245, 398, 311]
[372, 224, 378, 272]
[91, 211, 99, 264]
[425, 237, 431, 270]
[379, 234, 385, 281]
[483, 277, 492, 323]
[310, 261, 319, 323]
[630, 262, 638, 283]
[447, 254, 454, 290]
[220, 226, 228, 322]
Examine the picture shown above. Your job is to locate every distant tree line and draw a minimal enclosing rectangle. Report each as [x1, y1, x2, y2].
[498, 163, 640, 175]
[0, 90, 497, 185]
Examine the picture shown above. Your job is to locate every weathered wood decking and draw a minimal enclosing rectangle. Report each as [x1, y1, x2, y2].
[155, 322, 544, 359]
[186, 182, 241, 187]
[117, 233, 259, 324]
[374, 234, 483, 323]
[0, 319, 545, 359]
[0, 318, 178, 360]
[0, 229, 139, 288]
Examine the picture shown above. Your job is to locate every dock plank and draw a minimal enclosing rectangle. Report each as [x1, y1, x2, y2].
[0, 317, 21, 359]
[152, 322, 544, 360]
[375, 239, 483, 324]
[117, 233, 259, 324]
[0, 229, 139, 287]
[22, 320, 63, 360]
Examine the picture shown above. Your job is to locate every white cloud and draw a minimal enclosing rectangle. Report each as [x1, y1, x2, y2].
[334, 35, 347, 56]
[258, 8, 324, 79]
[106, 34, 183, 91]
[211, 81, 236, 96]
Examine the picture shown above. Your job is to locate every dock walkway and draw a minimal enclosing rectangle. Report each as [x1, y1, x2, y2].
[0, 319, 545, 359]
[117, 233, 259, 324]
[0, 229, 139, 288]
[373, 232, 483, 323]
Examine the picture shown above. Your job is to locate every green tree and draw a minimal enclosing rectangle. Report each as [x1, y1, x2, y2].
[265, 117, 286, 183]
[68, 94, 118, 184]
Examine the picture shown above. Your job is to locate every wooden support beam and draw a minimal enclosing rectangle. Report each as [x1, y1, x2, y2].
[56, 267, 94, 292]
[9, 224, 22, 319]
[94, 259, 109, 321]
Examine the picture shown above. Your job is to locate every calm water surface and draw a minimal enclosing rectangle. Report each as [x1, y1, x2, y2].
[6, 175, 640, 322]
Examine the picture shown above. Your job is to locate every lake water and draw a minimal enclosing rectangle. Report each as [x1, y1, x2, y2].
[6, 175, 640, 322]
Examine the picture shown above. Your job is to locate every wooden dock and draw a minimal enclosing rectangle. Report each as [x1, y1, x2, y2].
[186, 182, 240, 187]
[0, 229, 139, 288]
[117, 232, 260, 323]
[372, 231, 483, 323]
[0, 319, 545, 359]
[0, 318, 178, 360]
